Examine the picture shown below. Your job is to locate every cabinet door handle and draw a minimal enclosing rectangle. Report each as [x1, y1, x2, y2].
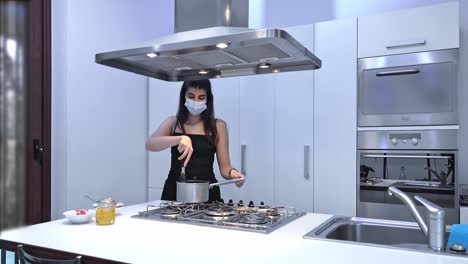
[241, 144, 246, 175]
[376, 69, 420, 77]
[304, 145, 310, 179]
[385, 40, 426, 49]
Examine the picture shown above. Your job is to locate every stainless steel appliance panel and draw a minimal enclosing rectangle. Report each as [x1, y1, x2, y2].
[358, 49, 458, 126]
[357, 129, 459, 224]
[358, 129, 458, 150]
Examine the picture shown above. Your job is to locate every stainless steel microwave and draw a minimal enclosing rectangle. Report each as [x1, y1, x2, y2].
[358, 49, 458, 127]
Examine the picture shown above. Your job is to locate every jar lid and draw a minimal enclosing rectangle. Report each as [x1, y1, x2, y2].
[99, 197, 116, 205]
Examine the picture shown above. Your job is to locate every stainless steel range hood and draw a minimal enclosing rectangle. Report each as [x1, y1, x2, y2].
[95, 0, 321, 82]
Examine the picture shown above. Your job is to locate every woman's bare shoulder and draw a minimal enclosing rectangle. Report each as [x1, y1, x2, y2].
[215, 119, 228, 134]
[165, 116, 178, 130]
[215, 118, 227, 127]
[167, 116, 177, 123]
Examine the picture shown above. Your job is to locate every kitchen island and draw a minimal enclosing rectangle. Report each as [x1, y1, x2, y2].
[0, 201, 465, 264]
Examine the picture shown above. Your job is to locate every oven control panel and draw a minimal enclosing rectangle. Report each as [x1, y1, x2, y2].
[389, 133, 421, 146]
[358, 129, 458, 150]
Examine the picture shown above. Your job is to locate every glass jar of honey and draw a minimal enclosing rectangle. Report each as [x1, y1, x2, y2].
[95, 198, 116, 225]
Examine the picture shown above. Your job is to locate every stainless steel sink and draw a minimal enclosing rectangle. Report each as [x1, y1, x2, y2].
[303, 216, 465, 256]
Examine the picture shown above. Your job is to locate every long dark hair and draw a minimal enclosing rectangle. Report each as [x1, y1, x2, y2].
[176, 80, 218, 145]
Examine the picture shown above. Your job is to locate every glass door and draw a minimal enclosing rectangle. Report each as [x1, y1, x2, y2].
[359, 150, 455, 183]
[0, 0, 29, 232]
[0, 0, 51, 234]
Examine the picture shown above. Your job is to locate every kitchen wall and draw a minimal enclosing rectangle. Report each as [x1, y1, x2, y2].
[264, 0, 334, 27]
[51, 0, 174, 219]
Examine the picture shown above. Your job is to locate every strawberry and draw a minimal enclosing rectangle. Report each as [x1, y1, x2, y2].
[75, 209, 88, 215]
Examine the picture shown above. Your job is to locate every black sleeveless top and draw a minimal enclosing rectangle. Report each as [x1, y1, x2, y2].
[161, 126, 221, 202]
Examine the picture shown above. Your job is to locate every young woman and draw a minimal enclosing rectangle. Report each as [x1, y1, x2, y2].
[146, 79, 245, 202]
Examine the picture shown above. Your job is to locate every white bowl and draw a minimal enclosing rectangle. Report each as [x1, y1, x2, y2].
[63, 209, 94, 224]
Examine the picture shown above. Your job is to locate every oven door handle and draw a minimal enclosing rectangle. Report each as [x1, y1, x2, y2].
[363, 154, 451, 159]
[376, 69, 420, 77]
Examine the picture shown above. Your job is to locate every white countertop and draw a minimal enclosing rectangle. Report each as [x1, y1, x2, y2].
[1, 201, 466, 264]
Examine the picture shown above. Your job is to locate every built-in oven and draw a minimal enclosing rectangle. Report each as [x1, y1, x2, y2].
[358, 49, 458, 127]
[357, 129, 459, 225]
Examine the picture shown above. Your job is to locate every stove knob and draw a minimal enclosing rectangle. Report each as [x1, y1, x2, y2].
[248, 201, 255, 208]
[391, 138, 398, 145]
[411, 138, 419, 145]
[259, 202, 266, 209]
[238, 200, 244, 207]
[227, 199, 234, 206]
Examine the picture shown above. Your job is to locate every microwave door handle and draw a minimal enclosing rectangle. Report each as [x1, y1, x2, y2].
[376, 69, 420, 77]
[363, 154, 450, 160]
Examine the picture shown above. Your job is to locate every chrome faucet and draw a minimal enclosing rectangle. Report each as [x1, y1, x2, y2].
[387, 186, 446, 251]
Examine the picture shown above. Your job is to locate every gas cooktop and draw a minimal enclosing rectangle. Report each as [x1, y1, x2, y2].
[132, 200, 306, 234]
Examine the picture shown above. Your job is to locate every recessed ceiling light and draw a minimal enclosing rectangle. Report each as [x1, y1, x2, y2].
[216, 43, 229, 49]
[199, 70, 209, 74]
[258, 62, 271, 69]
[174, 67, 192, 71]
[146, 52, 158, 58]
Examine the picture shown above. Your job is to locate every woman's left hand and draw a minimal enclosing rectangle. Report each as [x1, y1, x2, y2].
[230, 170, 245, 188]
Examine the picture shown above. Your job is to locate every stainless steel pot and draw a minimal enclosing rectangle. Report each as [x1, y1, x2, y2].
[176, 178, 243, 203]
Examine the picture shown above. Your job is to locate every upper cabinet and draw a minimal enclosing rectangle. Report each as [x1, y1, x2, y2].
[358, 2, 459, 58]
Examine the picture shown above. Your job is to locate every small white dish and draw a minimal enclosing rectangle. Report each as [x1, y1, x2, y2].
[63, 209, 94, 224]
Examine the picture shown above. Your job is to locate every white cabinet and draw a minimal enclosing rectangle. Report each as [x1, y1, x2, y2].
[314, 18, 357, 216]
[210, 78, 241, 201]
[237, 75, 276, 206]
[148, 80, 182, 191]
[274, 24, 314, 212]
[358, 2, 459, 58]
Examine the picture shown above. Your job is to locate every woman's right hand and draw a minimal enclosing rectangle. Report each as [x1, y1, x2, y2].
[177, 135, 193, 167]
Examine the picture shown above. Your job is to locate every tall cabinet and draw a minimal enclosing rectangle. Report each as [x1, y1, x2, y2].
[234, 75, 276, 206]
[313, 18, 357, 216]
[274, 24, 315, 212]
[209, 78, 241, 202]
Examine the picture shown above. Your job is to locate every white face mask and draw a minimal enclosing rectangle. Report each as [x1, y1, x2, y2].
[184, 98, 207, 115]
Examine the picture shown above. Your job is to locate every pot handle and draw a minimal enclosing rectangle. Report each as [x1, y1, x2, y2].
[209, 178, 243, 189]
